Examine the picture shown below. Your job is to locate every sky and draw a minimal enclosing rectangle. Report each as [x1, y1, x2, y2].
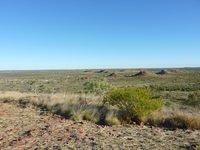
[0, 0, 200, 70]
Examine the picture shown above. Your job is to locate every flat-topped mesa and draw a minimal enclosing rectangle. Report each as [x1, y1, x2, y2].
[134, 70, 149, 76]
[107, 72, 117, 77]
[169, 69, 183, 74]
[96, 69, 108, 73]
[156, 69, 168, 75]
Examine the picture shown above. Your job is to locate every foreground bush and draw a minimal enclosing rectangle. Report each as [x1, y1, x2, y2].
[103, 87, 163, 123]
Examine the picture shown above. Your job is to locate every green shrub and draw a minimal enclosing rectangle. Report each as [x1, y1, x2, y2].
[84, 81, 113, 94]
[103, 87, 163, 123]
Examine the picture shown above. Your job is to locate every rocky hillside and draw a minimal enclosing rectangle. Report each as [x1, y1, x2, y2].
[0, 101, 200, 150]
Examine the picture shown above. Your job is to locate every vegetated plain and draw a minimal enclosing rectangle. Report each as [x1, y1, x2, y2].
[0, 68, 200, 149]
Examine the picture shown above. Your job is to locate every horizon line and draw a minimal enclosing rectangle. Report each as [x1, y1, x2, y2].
[0, 66, 199, 72]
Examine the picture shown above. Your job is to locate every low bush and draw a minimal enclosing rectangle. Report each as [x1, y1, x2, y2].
[84, 81, 113, 94]
[103, 87, 163, 124]
[186, 91, 200, 108]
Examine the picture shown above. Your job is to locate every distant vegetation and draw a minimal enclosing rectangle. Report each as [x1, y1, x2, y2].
[83, 80, 113, 94]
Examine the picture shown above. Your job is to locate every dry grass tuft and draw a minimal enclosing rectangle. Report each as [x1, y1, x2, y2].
[105, 111, 121, 126]
[1, 91, 200, 130]
[147, 108, 200, 130]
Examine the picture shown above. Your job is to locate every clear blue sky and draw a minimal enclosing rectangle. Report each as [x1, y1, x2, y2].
[0, 0, 200, 70]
